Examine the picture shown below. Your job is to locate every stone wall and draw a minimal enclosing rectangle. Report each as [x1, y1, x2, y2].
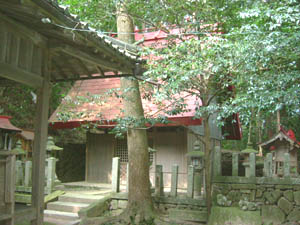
[212, 182, 300, 225]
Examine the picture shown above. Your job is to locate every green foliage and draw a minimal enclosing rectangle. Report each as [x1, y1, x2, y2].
[1, 80, 71, 129]
[56, 0, 300, 144]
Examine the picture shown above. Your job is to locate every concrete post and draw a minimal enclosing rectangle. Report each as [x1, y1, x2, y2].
[232, 153, 239, 176]
[249, 153, 256, 177]
[170, 164, 178, 197]
[213, 146, 221, 177]
[283, 153, 290, 177]
[155, 165, 164, 197]
[112, 157, 120, 193]
[46, 157, 56, 194]
[24, 160, 32, 187]
[15, 160, 23, 186]
[187, 165, 194, 198]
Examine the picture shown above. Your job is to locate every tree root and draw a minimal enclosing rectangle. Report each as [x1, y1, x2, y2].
[80, 207, 181, 225]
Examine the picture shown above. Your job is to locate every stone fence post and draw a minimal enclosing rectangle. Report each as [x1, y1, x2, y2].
[283, 153, 290, 177]
[46, 157, 57, 194]
[249, 153, 256, 177]
[232, 153, 239, 176]
[213, 146, 221, 177]
[15, 160, 23, 186]
[170, 164, 178, 197]
[187, 165, 194, 198]
[155, 165, 164, 197]
[112, 157, 120, 193]
[264, 153, 273, 177]
[24, 160, 32, 187]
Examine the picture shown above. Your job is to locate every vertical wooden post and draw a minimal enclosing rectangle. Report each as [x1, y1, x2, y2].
[31, 51, 50, 225]
[112, 157, 120, 193]
[213, 146, 221, 177]
[232, 153, 239, 176]
[187, 165, 194, 198]
[249, 153, 256, 177]
[155, 165, 164, 197]
[170, 164, 178, 197]
[264, 153, 273, 177]
[5, 155, 16, 225]
[283, 153, 290, 177]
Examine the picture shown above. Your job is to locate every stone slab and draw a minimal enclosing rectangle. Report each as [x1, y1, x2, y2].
[169, 209, 207, 222]
[262, 205, 285, 225]
[208, 206, 261, 225]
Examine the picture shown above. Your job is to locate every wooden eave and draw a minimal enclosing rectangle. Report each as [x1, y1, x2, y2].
[0, 0, 141, 84]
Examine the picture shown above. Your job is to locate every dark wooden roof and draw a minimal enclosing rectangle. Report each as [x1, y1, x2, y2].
[0, 0, 140, 83]
[259, 129, 300, 150]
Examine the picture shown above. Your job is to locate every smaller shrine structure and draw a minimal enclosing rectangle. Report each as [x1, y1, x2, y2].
[259, 127, 300, 176]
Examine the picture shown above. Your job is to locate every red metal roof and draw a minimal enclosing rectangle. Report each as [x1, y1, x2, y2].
[50, 28, 242, 140]
[0, 116, 22, 132]
[49, 78, 202, 128]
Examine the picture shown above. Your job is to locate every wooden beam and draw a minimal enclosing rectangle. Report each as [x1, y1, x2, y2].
[51, 44, 132, 73]
[52, 59, 68, 80]
[54, 73, 132, 82]
[76, 58, 92, 78]
[31, 50, 51, 225]
[96, 66, 105, 77]
[30, 0, 138, 66]
[13, 37, 21, 66]
[26, 42, 34, 72]
[0, 62, 43, 88]
[0, 31, 8, 62]
[0, 10, 47, 47]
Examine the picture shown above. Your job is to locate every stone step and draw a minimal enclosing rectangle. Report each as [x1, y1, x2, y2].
[44, 216, 80, 225]
[47, 201, 89, 213]
[44, 209, 80, 220]
[59, 194, 105, 204]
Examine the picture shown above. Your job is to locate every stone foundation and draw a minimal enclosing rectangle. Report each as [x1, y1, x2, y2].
[213, 183, 300, 224]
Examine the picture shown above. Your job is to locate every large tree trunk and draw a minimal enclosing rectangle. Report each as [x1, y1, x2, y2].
[203, 116, 212, 215]
[117, 2, 154, 222]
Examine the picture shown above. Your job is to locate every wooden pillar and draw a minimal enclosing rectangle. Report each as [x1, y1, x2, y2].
[31, 52, 50, 225]
[5, 154, 16, 225]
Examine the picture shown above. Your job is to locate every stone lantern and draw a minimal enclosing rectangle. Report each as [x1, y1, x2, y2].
[186, 140, 204, 197]
[0, 115, 21, 150]
[45, 136, 63, 187]
[12, 140, 26, 161]
[241, 143, 258, 177]
[46, 136, 63, 158]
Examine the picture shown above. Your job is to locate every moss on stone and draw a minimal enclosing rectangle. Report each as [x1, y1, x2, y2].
[208, 206, 262, 225]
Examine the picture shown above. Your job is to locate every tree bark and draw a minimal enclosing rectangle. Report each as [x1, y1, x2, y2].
[117, 2, 154, 222]
[203, 116, 212, 215]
